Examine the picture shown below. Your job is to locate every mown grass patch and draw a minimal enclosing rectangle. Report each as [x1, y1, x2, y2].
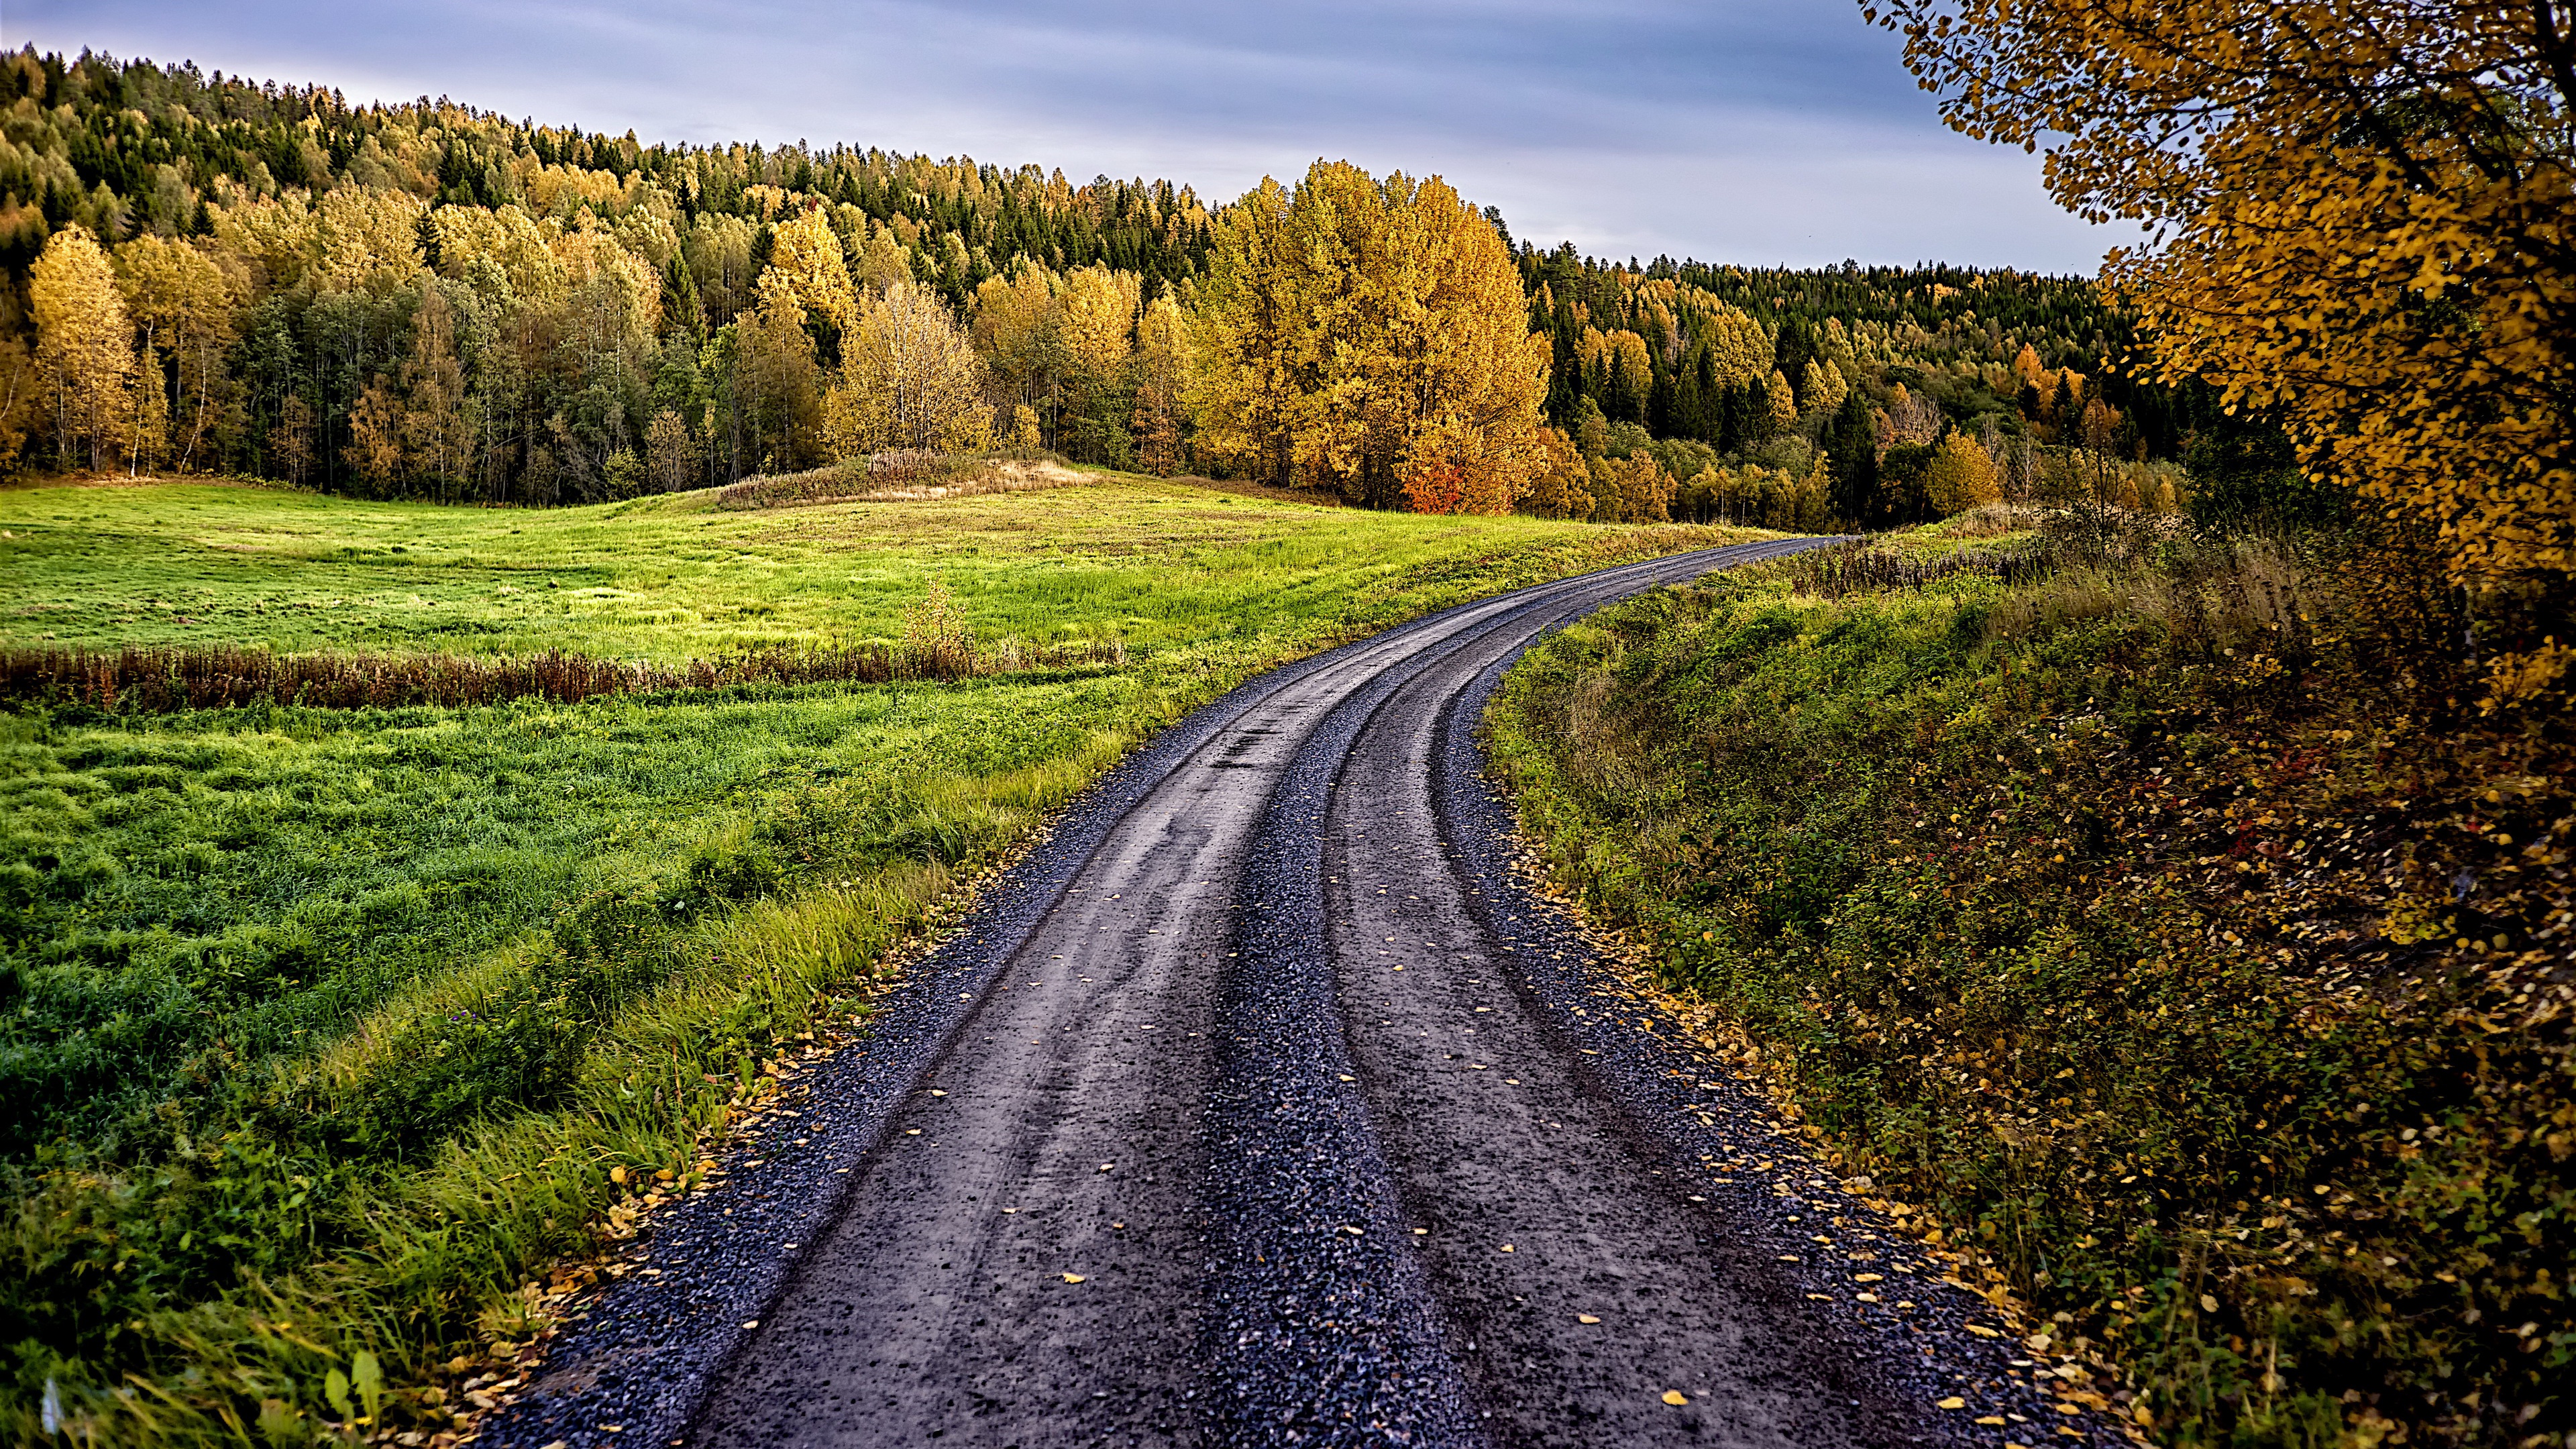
[2, 474, 1768, 1444]
[1487, 523, 2573, 1446]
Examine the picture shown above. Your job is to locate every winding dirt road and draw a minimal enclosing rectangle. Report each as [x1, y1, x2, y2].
[492, 540, 2116, 1449]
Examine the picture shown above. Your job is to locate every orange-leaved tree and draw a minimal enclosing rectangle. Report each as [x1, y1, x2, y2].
[1187, 160, 1548, 512]
[1876, 0, 2575, 704]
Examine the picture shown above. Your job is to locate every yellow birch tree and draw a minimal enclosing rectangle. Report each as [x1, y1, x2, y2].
[826, 282, 989, 454]
[30, 225, 134, 472]
[1187, 161, 1548, 510]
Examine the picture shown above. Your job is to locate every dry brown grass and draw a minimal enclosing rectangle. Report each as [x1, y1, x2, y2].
[1, 635, 1127, 713]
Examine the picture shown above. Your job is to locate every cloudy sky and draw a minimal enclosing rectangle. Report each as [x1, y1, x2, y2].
[6, 0, 2123, 272]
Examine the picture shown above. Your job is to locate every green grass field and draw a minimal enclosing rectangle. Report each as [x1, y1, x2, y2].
[0, 472, 1762, 1445]
[0, 475, 1679, 661]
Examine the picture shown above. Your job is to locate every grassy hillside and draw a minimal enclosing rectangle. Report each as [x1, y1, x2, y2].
[1, 472, 1762, 1445]
[1486, 517, 2573, 1446]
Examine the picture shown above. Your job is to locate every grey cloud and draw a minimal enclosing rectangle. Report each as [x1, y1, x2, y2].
[7, 0, 2123, 269]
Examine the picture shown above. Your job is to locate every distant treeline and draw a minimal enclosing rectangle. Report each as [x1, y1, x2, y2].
[0, 46, 2239, 531]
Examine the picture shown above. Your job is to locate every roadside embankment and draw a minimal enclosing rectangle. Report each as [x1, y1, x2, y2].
[1486, 523, 2573, 1446]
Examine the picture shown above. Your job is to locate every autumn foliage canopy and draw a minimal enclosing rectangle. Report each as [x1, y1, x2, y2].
[1187, 161, 1550, 513]
[1877, 0, 2576, 704]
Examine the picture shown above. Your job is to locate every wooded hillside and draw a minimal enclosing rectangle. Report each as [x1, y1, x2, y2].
[0, 46, 2157, 530]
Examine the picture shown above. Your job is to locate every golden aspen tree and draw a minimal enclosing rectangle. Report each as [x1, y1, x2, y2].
[1799, 358, 1849, 415]
[1054, 266, 1138, 381]
[113, 235, 237, 472]
[1764, 368, 1799, 433]
[309, 186, 428, 292]
[1006, 404, 1041, 450]
[125, 347, 171, 473]
[30, 225, 135, 472]
[611, 204, 682, 272]
[345, 377, 405, 490]
[2010, 341, 2043, 387]
[826, 281, 988, 454]
[398, 288, 472, 496]
[683, 213, 759, 323]
[759, 207, 862, 360]
[969, 261, 1060, 411]
[210, 193, 321, 294]
[0, 334, 36, 471]
[1790, 453, 1836, 531]
[1523, 427, 1590, 518]
[1605, 329, 1655, 417]
[1880, 0, 2576, 702]
[732, 300, 824, 472]
[431, 204, 565, 305]
[1131, 293, 1191, 474]
[553, 226, 662, 361]
[1695, 309, 1773, 389]
[848, 219, 912, 297]
[1053, 264, 1142, 460]
[1187, 160, 1548, 510]
[1924, 431, 2003, 515]
[646, 409, 694, 490]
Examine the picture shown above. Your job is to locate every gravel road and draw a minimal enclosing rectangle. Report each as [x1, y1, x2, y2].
[488, 540, 2127, 1449]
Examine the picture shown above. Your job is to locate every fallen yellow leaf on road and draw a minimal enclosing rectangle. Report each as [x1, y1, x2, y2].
[1965, 1324, 2001, 1337]
[1577, 1314, 1601, 1324]
[1061, 1273, 1086, 1284]
[1661, 1390, 1688, 1406]
[1937, 1396, 1966, 1409]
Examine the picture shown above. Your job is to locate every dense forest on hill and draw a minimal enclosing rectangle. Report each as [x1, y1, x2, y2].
[0, 46, 2195, 528]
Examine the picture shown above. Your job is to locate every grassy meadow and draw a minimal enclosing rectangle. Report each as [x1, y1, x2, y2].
[0, 471, 1763, 1445]
[0, 474, 1646, 661]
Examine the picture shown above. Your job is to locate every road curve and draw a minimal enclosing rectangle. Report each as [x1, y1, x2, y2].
[490, 539, 2116, 1449]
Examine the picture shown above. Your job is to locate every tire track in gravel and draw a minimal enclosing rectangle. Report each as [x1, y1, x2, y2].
[488, 537, 2126, 1449]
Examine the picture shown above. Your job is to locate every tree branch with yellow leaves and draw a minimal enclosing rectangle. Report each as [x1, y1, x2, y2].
[1874, 0, 2575, 704]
